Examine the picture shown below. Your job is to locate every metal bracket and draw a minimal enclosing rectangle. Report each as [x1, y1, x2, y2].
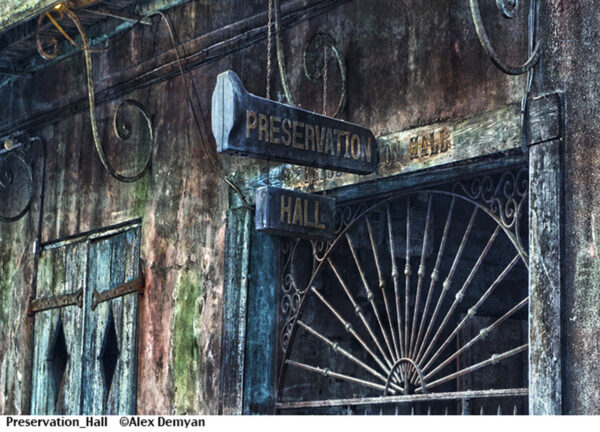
[526, 92, 563, 147]
[28, 288, 83, 315]
[91, 275, 144, 310]
[84, 8, 151, 26]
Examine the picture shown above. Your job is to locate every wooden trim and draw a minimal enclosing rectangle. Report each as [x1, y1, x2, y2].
[219, 207, 252, 414]
[528, 138, 562, 414]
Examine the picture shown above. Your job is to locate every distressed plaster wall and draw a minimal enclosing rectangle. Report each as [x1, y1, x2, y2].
[0, 0, 531, 414]
[538, 1, 600, 415]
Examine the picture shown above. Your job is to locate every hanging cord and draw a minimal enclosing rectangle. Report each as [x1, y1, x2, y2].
[40, 5, 253, 208]
[158, 12, 254, 210]
[266, 0, 273, 100]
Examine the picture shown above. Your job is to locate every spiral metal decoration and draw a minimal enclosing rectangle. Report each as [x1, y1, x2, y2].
[469, 0, 540, 75]
[36, 5, 153, 183]
[276, 168, 529, 412]
[272, 0, 347, 117]
[0, 149, 34, 222]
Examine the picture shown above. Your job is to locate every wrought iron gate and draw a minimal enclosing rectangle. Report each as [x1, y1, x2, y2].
[275, 167, 529, 414]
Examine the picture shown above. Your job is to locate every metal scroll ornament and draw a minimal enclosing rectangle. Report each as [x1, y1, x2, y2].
[272, 0, 346, 117]
[36, 5, 153, 183]
[276, 168, 529, 411]
[0, 149, 34, 222]
[469, 0, 540, 75]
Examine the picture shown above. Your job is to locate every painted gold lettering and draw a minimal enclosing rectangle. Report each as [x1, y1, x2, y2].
[315, 201, 326, 230]
[270, 116, 281, 144]
[292, 197, 303, 225]
[281, 195, 292, 224]
[246, 110, 257, 138]
[350, 134, 361, 160]
[409, 136, 419, 159]
[305, 124, 315, 151]
[314, 126, 326, 153]
[304, 200, 315, 228]
[258, 113, 269, 142]
[293, 121, 305, 149]
[440, 129, 450, 152]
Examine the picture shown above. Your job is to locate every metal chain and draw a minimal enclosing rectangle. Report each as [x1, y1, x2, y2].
[322, 42, 328, 115]
[266, 0, 273, 100]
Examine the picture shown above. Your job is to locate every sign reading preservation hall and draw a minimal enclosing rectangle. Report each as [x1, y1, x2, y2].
[255, 186, 336, 240]
[211, 70, 378, 174]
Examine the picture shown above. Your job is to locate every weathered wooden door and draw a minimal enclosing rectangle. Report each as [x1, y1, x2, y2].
[30, 225, 141, 415]
[31, 242, 87, 415]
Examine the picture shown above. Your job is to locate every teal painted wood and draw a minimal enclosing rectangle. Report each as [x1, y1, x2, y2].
[31, 244, 86, 415]
[219, 207, 252, 414]
[82, 235, 110, 414]
[242, 216, 279, 414]
[324, 153, 528, 203]
[83, 227, 140, 415]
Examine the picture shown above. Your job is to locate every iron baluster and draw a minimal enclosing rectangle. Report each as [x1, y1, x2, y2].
[296, 320, 404, 393]
[385, 203, 406, 360]
[408, 195, 433, 358]
[417, 226, 502, 374]
[412, 207, 479, 380]
[285, 359, 398, 394]
[411, 196, 456, 358]
[327, 258, 399, 379]
[309, 286, 391, 378]
[417, 254, 522, 382]
[365, 216, 401, 361]
[417, 344, 528, 392]
[423, 297, 528, 381]
[346, 234, 398, 367]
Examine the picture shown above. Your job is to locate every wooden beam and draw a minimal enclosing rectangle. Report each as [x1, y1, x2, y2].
[529, 138, 562, 414]
[219, 207, 252, 414]
[0, 0, 346, 137]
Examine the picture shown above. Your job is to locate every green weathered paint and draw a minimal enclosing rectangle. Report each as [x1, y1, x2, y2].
[133, 175, 149, 218]
[172, 271, 203, 414]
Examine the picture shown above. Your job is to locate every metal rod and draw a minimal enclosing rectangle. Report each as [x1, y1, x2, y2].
[413, 207, 479, 369]
[310, 286, 391, 378]
[366, 216, 400, 360]
[386, 203, 405, 359]
[346, 233, 397, 365]
[424, 297, 528, 380]
[275, 388, 528, 409]
[83, 8, 152, 25]
[28, 289, 83, 315]
[415, 254, 521, 380]
[285, 359, 396, 394]
[418, 226, 501, 374]
[404, 198, 411, 358]
[297, 320, 403, 393]
[91, 275, 144, 310]
[417, 344, 528, 392]
[412, 196, 456, 359]
[328, 258, 396, 373]
[409, 195, 432, 358]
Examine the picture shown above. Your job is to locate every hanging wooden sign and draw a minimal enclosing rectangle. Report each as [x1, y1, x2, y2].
[255, 186, 336, 240]
[211, 70, 378, 174]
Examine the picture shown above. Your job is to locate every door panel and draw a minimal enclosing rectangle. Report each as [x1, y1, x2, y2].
[31, 225, 140, 415]
[83, 228, 140, 414]
[31, 243, 86, 415]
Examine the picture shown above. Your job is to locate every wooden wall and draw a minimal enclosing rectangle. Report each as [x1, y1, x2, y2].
[0, 0, 533, 414]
